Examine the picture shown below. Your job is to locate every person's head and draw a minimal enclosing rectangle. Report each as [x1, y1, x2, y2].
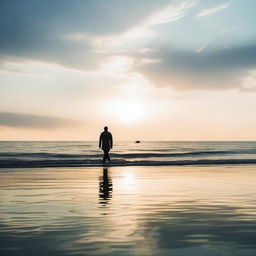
[104, 126, 108, 131]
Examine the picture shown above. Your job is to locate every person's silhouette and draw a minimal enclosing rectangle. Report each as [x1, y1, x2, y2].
[99, 126, 113, 163]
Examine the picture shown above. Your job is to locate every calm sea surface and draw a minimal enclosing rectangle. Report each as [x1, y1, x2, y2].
[0, 166, 256, 256]
[1, 141, 256, 167]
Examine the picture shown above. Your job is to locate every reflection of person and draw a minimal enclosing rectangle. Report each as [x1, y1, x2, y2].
[99, 126, 113, 163]
[99, 167, 112, 202]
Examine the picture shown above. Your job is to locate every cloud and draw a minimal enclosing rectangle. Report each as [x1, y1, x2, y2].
[196, 2, 231, 17]
[241, 69, 256, 91]
[0, 112, 84, 129]
[88, 0, 196, 58]
[0, 0, 198, 71]
[145, 0, 196, 25]
[136, 45, 256, 90]
[0, 0, 172, 69]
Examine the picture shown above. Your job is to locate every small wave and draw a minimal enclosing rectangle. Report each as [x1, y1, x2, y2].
[0, 152, 101, 159]
[1, 158, 256, 168]
[1, 149, 256, 160]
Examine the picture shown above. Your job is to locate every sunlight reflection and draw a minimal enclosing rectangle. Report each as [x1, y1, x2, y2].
[123, 172, 136, 184]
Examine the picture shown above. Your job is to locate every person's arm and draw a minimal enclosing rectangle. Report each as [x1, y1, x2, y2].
[99, 133, 102, 148]
[110, 133, 113, 149]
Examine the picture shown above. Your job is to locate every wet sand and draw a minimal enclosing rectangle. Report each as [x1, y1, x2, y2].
[1, 166, 256, 256]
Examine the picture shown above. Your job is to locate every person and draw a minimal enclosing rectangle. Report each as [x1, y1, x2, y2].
[99, 126, 113, 163]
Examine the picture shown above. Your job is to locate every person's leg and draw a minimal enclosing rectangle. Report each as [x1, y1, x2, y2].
[107, 150, 110, 162]
[104, 149, 110, 163]
[103, 150, 107, 162]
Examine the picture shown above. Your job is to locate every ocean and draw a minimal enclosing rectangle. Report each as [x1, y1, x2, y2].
[1, 142, 256, 255]
[1, 141, 256, 168]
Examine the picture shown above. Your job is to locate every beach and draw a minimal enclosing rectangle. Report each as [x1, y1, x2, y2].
[1, 1, 255, 255]
[1, 0, 255, 254]
[1, 165, 256, 256]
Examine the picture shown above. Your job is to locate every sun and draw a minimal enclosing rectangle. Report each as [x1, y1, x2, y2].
[111, 101, 144, 124]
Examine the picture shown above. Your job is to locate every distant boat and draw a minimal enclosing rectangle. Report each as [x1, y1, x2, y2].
[135, 140, 140, 143]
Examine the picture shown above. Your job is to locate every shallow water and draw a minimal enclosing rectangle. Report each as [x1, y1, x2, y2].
[0, 166, 256, 256]
[1, 141, 256, 167]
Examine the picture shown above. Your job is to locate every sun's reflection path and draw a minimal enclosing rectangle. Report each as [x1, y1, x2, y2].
[99, 167, 113, 204]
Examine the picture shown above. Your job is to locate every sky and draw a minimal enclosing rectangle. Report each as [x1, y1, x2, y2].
[0, 0, 256, 141]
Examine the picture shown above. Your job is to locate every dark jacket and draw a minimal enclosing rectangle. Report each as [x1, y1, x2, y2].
[99, 131, 113, 150]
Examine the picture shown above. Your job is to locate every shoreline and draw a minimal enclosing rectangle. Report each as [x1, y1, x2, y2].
[1, 158, 256, 168]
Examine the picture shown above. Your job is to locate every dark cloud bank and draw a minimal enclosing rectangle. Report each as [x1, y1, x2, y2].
[0, 0, 170, 69]
[0, 112, 83, 129]
[137, 44, 256, 90]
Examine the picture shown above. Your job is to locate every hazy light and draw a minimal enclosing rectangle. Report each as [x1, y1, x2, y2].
[100, 56, 134, 75]
[111, 101, 144, 124]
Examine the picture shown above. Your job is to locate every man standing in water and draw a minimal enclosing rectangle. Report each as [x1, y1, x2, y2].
[99, 126, 113, 163]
